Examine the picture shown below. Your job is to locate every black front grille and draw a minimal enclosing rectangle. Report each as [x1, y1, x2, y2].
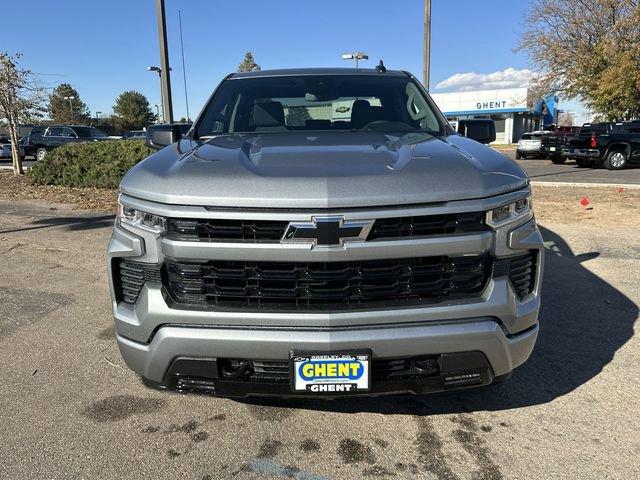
[166, 212, 486, 243]
[162, 255, 492, 311]
[167, 218, 289, 243]
[367, 212, 486, 240]
[493, 252, 537, 299]
[113, 260, 162, 304]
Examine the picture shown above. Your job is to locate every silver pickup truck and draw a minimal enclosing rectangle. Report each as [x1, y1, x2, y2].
[107, 68, 543, 398]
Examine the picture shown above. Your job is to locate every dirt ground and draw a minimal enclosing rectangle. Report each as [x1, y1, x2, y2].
[1, 175, 639, 479]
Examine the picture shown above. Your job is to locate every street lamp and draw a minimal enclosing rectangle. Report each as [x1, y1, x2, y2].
[153, 104, 161, 123]
[96, 111, 102, 127]
[63, 96, 76, 121]
[341, 52, 369, 68]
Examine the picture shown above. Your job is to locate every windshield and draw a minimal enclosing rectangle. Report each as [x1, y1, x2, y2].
[196, 75, 443, 136]
[520, 134, 532, 140]
[73, 127, 107, 138]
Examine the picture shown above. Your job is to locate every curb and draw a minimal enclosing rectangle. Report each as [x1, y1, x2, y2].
[531, 181, 640, 189]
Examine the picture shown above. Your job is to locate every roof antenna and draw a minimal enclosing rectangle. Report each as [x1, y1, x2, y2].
[375, 60, 387, 73]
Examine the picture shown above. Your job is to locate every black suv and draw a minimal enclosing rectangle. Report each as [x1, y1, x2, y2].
[23, 125, 109, 160]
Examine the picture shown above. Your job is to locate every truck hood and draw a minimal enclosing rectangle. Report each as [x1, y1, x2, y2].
[120, 132, 528, 209]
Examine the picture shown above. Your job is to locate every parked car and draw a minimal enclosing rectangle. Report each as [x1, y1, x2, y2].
[122, 130, 147, 140]
[516, 131, 551, 159]
[0, 135, 25, 159]
[562, 122, 639, 169]
[541, 126, 580, 164]
[24, 125, 109, 161]
[108, 67, 543, 398]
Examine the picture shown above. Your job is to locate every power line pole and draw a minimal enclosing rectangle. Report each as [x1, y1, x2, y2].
[155, 0, 174, 124]
[423, 0, 432, 91]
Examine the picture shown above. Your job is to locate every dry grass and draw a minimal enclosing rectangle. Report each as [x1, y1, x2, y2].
[0, 171, 117, 211]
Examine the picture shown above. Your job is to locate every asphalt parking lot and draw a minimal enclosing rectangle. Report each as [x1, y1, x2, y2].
[498, 149, 640, 185]
[1, 197, 639, 479]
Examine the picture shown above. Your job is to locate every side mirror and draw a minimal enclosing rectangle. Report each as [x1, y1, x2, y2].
[457, 119, 496, 144]
[146, 124, 182, 150]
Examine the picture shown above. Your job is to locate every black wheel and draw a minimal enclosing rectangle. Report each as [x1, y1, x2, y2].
[551, 155, 566, 165]
[604, 149, 627, 170]
[35, 147, 47, 161]
[515, 151, 522, 160]
[575, 158, 593, 168]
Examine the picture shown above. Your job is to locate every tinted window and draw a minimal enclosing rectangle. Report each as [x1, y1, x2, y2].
[72, 127, 107, 138]
[196, 75, 443, 136]
[46, 127, 64, 137]
[521, 134, 532, 140]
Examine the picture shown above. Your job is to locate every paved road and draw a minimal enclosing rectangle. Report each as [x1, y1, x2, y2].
[1, 199, 638, 479]
[497, 149, 640, 185]
[0, 157, 36, 170]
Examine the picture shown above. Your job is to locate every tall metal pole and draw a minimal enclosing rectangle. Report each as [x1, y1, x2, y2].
[178, 10, 191, 122]
[423, 0, 432, 91]
[155, 0, 174, 123]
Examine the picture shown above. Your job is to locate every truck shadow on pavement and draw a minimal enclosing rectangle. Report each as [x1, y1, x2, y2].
[241, 225, 638, 415]
[0, 213, 114, 235]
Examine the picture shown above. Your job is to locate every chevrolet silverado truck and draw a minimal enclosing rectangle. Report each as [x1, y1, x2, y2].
[108, 68, 544, 398]
[562, 121, 640, 169]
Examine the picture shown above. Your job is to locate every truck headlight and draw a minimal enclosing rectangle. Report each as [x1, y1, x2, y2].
[486, 195, 532, 228]
[117, 201, 167, 234]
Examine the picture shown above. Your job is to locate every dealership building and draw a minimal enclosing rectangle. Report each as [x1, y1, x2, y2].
[431, 87, 558, 144]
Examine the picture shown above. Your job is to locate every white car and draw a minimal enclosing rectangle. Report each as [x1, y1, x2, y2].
[516, 131, 551, 159]
[0, 136, 25, 159]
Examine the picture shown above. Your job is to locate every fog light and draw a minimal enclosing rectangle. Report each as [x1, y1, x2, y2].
[220, 359, 252, 379]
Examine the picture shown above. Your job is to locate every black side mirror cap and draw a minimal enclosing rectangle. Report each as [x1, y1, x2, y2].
[457, 119, 496, 144]
[146, 124, 182, 150]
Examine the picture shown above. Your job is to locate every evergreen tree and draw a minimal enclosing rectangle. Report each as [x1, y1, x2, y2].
[238, 52, 261, 72]
[112, 90, 156, 130]
[49, 83, 90, 124]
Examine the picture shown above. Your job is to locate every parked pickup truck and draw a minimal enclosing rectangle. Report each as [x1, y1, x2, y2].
[562, 122, 640, 169]
[108, 67, 543, 398]
[541, 126, 580, 164]
[22, 125, 109, 161]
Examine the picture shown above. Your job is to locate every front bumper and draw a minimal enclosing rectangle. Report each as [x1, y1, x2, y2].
[107, 194, 543, 397]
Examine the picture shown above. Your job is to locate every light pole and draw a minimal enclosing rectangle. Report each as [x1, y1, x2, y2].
[423, 0, 432, 91]
[153, 104, 161, 123]
[96, 111, 101, 127]
[155, 0, 174, 123]
[341, 52, 369, 68]
[63, 96, 76, 122]
[148, 66, 172, 123]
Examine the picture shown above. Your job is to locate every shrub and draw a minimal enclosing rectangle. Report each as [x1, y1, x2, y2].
[28, 140, 154, 189]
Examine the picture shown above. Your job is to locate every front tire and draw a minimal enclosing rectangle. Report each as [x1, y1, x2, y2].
[36, 148, 47, 161]
[604, 149, 627, 170]
[515, 151, 522, 160]
[551, 155, 566, 164]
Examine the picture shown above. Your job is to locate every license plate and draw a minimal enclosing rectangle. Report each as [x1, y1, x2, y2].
[291, 352, 371, 394]
[550, 147, 556, 151]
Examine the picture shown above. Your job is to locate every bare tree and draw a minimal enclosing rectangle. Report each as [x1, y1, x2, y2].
[558, 111, 576, 126]
[520, 0, 640, 120]
[0, 53, 46, 174]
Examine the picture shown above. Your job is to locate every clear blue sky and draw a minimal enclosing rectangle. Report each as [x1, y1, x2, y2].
[0, 0, 535, 120]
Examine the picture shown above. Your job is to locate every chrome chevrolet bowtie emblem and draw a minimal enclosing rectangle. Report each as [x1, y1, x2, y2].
[281, 216, 374, 246]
